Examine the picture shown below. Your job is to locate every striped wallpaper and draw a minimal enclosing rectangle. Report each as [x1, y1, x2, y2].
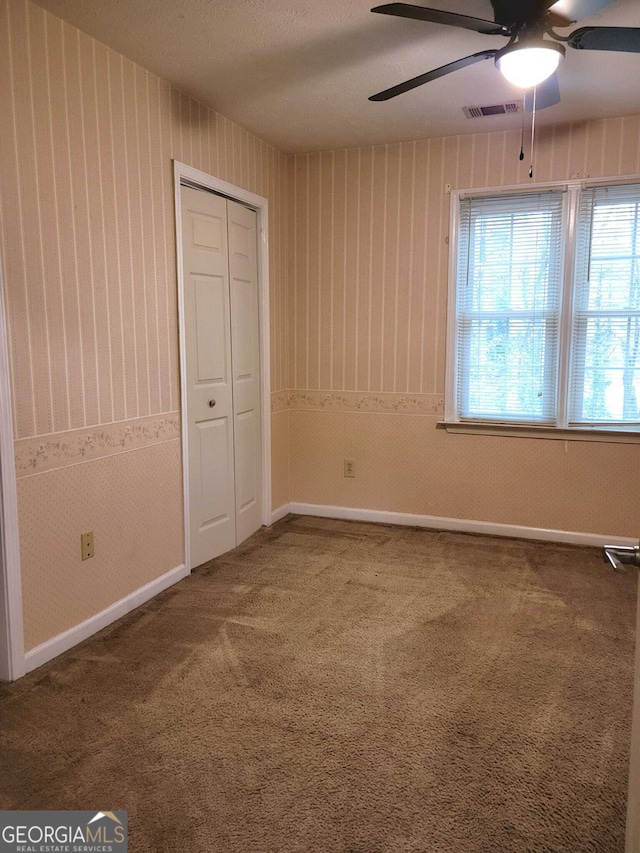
[3, 0, 640, 649]
[0, 0, 290, 441]
[288, 116, 640, 395]
[286, 116, 640, 540]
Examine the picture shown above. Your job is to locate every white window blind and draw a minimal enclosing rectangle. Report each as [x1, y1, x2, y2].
[455, 190, 565, 424]
[570, 184, 640, 426]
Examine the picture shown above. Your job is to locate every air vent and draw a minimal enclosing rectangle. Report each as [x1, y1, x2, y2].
[463, 102, 522, 119]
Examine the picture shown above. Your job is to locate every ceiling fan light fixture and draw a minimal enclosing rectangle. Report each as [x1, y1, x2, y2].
[496, 41, 565, 89]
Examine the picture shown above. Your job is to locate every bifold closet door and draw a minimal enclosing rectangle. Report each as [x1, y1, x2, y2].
[227, 199, 262, 546]
[181, 186, 262, 569]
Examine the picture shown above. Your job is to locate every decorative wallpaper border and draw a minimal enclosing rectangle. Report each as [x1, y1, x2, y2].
[18, 395, 443, 476]
[272, 390, 444, 416]
[15, 413, 181, 477]
[270, 390, 290, 413]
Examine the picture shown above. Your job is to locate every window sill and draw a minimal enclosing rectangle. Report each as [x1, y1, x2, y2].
[437, 421, 640, 444]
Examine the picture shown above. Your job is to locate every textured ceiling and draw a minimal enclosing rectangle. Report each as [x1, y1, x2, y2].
[33, 0, 640, 153]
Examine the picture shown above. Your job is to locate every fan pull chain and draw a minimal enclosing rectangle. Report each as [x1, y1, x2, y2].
[529, 85, 537, 179]
[519, 98, 525, 161]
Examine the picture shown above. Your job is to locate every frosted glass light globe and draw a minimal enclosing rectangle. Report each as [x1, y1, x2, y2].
[496, 44, 564, 89]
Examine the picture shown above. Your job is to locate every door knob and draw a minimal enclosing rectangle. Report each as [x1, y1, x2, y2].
[208, 399, 216, 408]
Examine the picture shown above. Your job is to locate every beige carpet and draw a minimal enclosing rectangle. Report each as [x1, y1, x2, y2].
[0, 515, 637, 852]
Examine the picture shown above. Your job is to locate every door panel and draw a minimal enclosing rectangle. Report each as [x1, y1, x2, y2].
[234, 408, 258, 513]
[231, 279, 255, 380]
[227, 199, 262, 545]
[196, 418, 234, 528]
[182, 186, 236, 567]
[194, 274, 228, 382]
[229, 218, 252, 259]
[191, 212, 224, 252]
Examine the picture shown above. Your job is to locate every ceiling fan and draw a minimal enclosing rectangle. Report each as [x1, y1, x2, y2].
[369, 0, 640, 107]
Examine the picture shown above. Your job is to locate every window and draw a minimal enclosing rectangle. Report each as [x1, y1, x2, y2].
[447, 181, 640, 433]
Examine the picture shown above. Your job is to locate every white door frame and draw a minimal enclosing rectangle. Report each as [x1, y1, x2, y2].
[173, 161, 271, 572]
[0, 256, 25, 681]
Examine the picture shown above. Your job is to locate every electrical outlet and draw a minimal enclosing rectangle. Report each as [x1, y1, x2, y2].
[344, 460, 355, 478]
[81, 531, 94, 560]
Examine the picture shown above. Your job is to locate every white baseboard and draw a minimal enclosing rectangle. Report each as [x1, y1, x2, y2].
[287, 502, 638, 549]
[21, 504, 636, 675]
[24, 563, 188, 674]
[270, 503, 292, 524]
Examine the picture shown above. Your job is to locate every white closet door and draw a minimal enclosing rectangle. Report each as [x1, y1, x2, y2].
[227, 199, 262, 544]
[181, 186, 236, 567]
[181, 187, 262, 568]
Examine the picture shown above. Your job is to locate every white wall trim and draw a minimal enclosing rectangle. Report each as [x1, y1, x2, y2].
[287, 502, 638, 549]
[0, 256, 24, 681]
[24, 563, 187, 675]
[173, 161, 272, 572]
[270, 503, 291, 524]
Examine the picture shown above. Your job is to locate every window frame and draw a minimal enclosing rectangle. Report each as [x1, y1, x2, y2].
[444, 177, 640, 441]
